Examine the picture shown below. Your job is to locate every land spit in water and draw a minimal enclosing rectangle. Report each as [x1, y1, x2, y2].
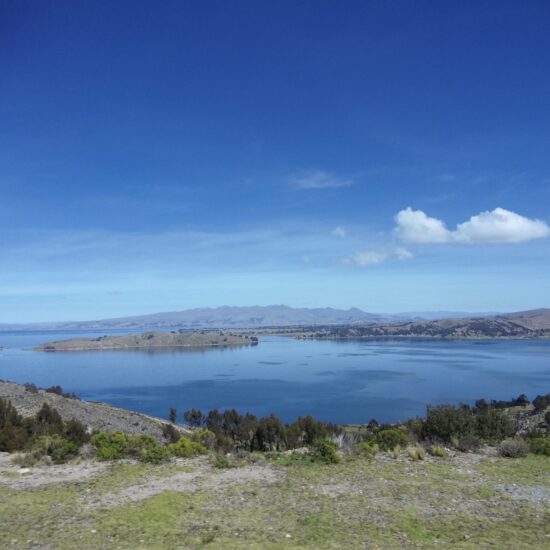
[33, 331, 258, 352]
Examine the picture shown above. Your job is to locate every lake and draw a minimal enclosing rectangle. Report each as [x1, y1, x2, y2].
[1, 330, 549, 424]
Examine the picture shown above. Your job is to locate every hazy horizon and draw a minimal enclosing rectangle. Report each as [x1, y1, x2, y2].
[0, 303, 534, 327]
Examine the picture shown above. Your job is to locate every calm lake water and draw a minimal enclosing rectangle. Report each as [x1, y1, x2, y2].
[1, 330, 549, 423]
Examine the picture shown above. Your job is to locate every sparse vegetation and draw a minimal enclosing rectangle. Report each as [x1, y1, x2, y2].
[0, 386, 549, 548]
[312, 438, 340, 463]
[375, 427, 409, 451]
[407, 446, 426, 461]
[427, 445, 447, 458]
[498, 438, 529, 458]
[357, 441, 378, 460]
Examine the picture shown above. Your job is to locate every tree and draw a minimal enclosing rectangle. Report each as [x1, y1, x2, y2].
[184, 408, 205, 428]
[32, 403, 64, 437]
[169, 407, 177, 424]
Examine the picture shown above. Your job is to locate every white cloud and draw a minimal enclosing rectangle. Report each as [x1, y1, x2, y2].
[394, 207, 549, 245]
[331, 226, 347, 238]
[394, 207, 450, 243]
[454, 208, 550, 244]
[290, 169, 353, 189]
[341, 248, 413, 267]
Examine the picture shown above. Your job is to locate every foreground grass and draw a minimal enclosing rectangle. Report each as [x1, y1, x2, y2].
[0, 454, 549, 549]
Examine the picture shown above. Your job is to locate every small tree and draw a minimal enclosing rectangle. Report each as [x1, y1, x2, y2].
[184, 408, 205, 428]
[169, 407, 177, 424]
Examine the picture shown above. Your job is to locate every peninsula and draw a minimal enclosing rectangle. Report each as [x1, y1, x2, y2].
[33, 331, 258, 352]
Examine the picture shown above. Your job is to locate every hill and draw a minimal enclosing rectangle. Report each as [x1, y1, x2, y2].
[296, 308, 550, 339]
[1, 305, 399, 331]
[33, 331, 258, 352]
[0, 305, 495, 331]
[0, 380, 189, 440]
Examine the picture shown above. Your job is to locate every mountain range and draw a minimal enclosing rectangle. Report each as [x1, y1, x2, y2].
[0, 305, 495, 331]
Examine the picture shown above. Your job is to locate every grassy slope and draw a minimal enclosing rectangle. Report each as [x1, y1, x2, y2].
[1, 454, 549, 549]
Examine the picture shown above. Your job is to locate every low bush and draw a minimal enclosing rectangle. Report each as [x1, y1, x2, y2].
[422, 404, 474, 443]
[407, 446, 425, 461]
[312, 438, 340, 464]
[162, 423, 181, 444]
[388, 445, 402, 459]
[167, 436, 207, 458]
[474, 409, 516, 443]
[31, 403, 65, 437]
[32, 435, 79, 464]
[91, 431, 129, 460]
[427, 446, 447, 458]
[498, 438, 529, 458]
[91, 431, 175, 462]
[64, 418, 90, 446]
[533, 393, 550, 412]
[140, 444, 171, 464]
[528, 436, 550, 456]
[124, 434, 158, 458]
[375, 427, 409, 451]
[455, 434, 481, 452]
[212, 453, 231, 469]
[357, 441, 378, 460]
[0, 423, 29, 452]
[190, 428, 216, 449]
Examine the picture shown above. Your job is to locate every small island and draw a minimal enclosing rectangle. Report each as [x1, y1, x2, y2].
[33, 331, 259, 352]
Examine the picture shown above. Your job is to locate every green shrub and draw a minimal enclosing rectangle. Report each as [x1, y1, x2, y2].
[124, 434, 158, 458]
[32, 403, 64, 437]
[475, 409, 516, 443]
[0, 423, 29, 452]
[64, 418, 90, 446]
[167, 436, 207, 458]
[162, 423, 181, 443]
[455, 434, 481, 452]
[357, 441, 378, 460]
[91, 431, 177, 462]
[375, 427, 409, 451]
[528, 436, 550, 456]
[212, 453, 231, 469]
[140, 444, 171, 463]
[422, 404, 474, 443]
[498, 438, 529, 458]
[33, 435, 78, 464]
[190, 428, 216, 449]
[312, 438, 340, 464]
[91, 431, 129, 460]
[0, 398, 24, 428]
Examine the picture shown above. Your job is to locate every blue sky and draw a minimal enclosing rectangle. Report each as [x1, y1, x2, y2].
[1, 1, 550, 322]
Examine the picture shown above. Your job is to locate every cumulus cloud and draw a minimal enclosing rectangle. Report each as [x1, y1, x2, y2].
[454, 208, 550, 244]
[290, 169, 353, 189]
[341, 248, 413, 267]
[394, 208, 450, 244]
[394, 207, 549, 245]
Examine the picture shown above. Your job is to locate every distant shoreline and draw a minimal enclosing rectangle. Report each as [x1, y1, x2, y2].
[33, 330, 259, 352]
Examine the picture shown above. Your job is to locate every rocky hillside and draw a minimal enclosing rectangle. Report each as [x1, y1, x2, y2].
[33, 330, 258, 351]
[0, 381, 189, 440]
[297, 308, 550, 339]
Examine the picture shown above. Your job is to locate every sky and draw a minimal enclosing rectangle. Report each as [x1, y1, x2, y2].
[1, 0, 550, 322]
